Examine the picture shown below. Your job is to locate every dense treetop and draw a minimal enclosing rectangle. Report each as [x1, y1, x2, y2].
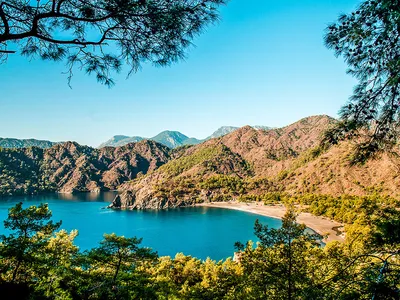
[0, 202, 398, 299]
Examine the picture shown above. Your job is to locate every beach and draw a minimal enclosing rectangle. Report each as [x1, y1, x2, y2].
[197, 202, 345, 243]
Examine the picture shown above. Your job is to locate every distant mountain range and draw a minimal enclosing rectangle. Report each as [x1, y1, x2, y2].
[0, 126, 273, 150]
[0, 138, 58, 149]
[99, 126, 273, 149]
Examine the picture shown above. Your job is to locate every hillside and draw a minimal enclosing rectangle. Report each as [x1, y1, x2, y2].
[114, 115, 400, 209]
[0, 140, 170, 195]
[151, 131, 202, 148]
[206, 126, 239, 139]
[0, 138, 57, 149]
[114, 116, 336, 208]
[280, 141, 400, 198]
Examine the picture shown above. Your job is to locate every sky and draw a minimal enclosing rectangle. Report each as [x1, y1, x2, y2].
[0, 0, 361, 147]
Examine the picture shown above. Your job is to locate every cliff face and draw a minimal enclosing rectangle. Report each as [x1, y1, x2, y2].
[0, 140, 170, 196]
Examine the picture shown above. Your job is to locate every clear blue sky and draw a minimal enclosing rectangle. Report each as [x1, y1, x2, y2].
[0, 0, 360, 147]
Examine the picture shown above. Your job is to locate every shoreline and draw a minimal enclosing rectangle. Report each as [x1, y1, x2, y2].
[197, 202, 345, 243]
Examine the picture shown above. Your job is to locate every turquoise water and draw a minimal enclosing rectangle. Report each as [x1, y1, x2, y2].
[0, 193, 282, 260]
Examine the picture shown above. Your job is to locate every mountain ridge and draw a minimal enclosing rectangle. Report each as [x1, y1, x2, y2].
[0, 126, 274, 150]
[0, 140, 170, 195]
[0, 137, 59, 149]
[115, 115, 341, 209]
[98, 125, 274, 149]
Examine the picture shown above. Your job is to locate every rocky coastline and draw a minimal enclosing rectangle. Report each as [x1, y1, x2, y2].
[107, 191, 196, 210]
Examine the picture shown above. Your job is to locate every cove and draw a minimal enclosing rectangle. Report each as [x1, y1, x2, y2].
[0, 192, 282, 260]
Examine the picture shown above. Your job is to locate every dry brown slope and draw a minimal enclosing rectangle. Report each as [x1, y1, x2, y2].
[116, 115, 400, 210]
[115, 115, 337, 208]
[219, 115, 336, 177]
[280, 141, 400, 198]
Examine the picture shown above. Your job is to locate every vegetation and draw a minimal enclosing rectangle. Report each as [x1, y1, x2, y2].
[159, 145, 226, 176]
[152, 174, 278, 204]
[158, 144, 252, 177]
[235, 209, 327, 299]
[294, 193, 399, 224]
[0, 147, 51, 195]
[324, 0, 400, 162]
[0, 202, 398, 299]
[0, 0, 227, 86]
[0, 138, 56, 149]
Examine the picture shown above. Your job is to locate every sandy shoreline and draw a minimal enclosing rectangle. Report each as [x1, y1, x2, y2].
[197, 202, 344, 243]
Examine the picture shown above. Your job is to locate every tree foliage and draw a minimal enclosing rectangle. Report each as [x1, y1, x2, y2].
[235, 208, 325, 299]
[0, 203, 61, 283]
[325, 0, 400, 162]
[0, 202, 398, 299]
[0, 0, 227, 86]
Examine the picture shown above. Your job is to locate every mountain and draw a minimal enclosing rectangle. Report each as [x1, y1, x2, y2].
[0, 140, 170, 195]
[115, 115, 336, 209]
[99, 126, 272, 149]
[151, 131, 201, 148]
[98, 135, 144, 148]
[206, 125, 273, 140]
[279, 141, 400, 196]
[113, 114, 400, 209]
[206, 126, 239, 139]
[0, 138, 57, 149]
[253, 125, 273, 130]
[97, 131, 201, 149]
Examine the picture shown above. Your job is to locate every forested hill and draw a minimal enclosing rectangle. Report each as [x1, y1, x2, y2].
[0, 138, 57, 149]
[0, 140, 170, 195]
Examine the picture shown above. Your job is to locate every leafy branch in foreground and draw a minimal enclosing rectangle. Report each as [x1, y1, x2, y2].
[0, 0, 227, 86]
[324, 0, 400, 162]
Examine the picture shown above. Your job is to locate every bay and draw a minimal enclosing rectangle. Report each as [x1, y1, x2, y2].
[0, 192, 282, 260]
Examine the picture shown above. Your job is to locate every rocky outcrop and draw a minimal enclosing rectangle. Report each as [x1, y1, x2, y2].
[108, 191, 180, 210]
